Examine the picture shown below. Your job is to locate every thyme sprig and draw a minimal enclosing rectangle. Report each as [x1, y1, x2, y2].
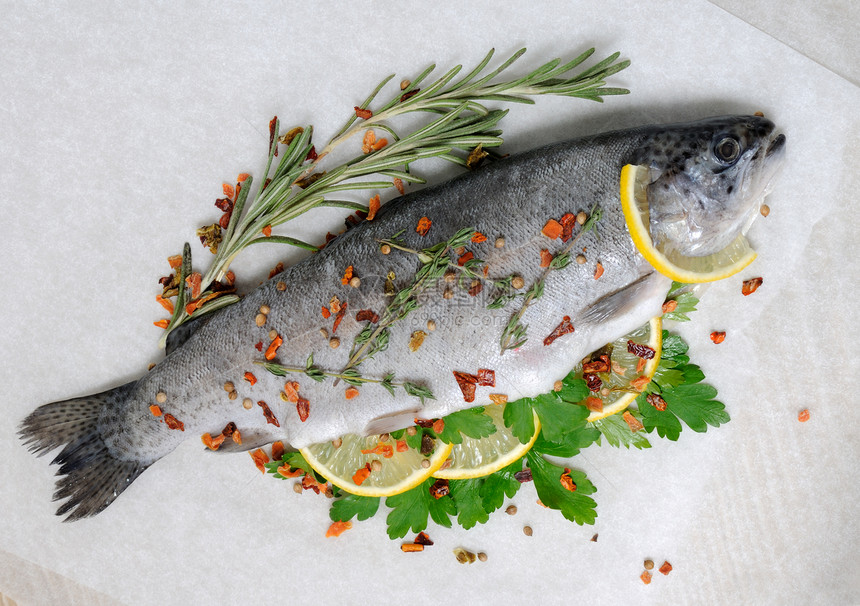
[157, 48, 629, 347]
[499, 206, 602, 353]
[257, 356, 434, 405]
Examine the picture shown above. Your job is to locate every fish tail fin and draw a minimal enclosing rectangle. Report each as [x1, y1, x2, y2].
[19, 382, 150, 522]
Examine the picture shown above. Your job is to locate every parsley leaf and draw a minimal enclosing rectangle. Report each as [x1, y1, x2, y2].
[593, 414, 651, 449]
[479, 458, 523, 513]
[660, 331, 689, 358]
[330, 493, 380, 522]
[661, 383, 730, 432]
[449, 479, 490, 529]
[503, 396, 536, 443]
[385, 479, 455, 539]
[557, 376, 589, 403]
[532, 393, 590, 443]
[533, 422, 601, 457]
[662, 291, 698, 322]
[436, 407, 497, 444]
[526, 451, 597, 525]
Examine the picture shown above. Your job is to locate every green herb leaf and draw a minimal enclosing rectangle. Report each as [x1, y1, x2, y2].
[527, 452, 597, 525]
[532, 393, 590, 443]
[662, 291, 698, 322]
[479, 458, 524, 513]
[385, 479, 454, 539]
[593, 414, 651, 449]
[532, 423, 600, 457]
[330, 493, 380, 522]
[449, 479, 490, 529]
[436, 407, 497, 444]
[502, 397, 536, 444]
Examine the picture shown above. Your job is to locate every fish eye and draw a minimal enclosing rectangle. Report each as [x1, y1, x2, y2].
[714, 136, 741, 164]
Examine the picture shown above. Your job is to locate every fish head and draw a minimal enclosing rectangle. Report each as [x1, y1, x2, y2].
[632, 115, 786, 256]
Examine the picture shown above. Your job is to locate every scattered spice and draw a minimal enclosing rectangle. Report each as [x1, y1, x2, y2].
[432, 418, 445, 434]
[321, 306, 331, 319]
[494, 237, 505, 248]
[258, 401, 280, 427]
[553, 381, 563, 392]
[341, 265, 354, 285]
[505, 505, 517, 515]
[201, 432, 226, 451]
[255, 313, 267, 327]
[367, 195, 381, 221]
[414, 531, 433, 546]
[468, 280, 483, 297]
[457, 251, 474, 266]
[559, 212, 577, 241]
[345, 386, 360, 400]
[476, 368, 495, 387]
[329, 336, 341, 349]
[710, 331, 726, 344]
[540, 249, 553, 267]
[416, 216, 432, 236]
[590, 534, 598, 542]
[454, 547, 477, 563]
[265, 335, 283, 360]
[628, 340, 656, 359]
[326, 521, 352, 538]
[559, 468, 577, 492]
[243, 372, 257, 385]
[153, 319, 170, 329]
[262, 225, 272, 237]
[583, 355, 610, 373]
[623, 411, 644, 432]
[277, 126, 301, 146]
[271, 441, 285, 462]
[742, 277, 763, 296]
[584, 373, 602, 392]
[798, 408, 810, 422]
[420, 434, 435, 456]
[276, 280, 286, 291]
[576, 211, 588, 225]
[544, 316, 575, 346]
[354, 106, 372, 120]
[659, 561, 673, 575]
[478, 552, 488, 562]
[167, 254, 182, 269]
[523, 526, 533, 537]
[355, 309, 379, 324]
[640, 570, 652, 585]
[393, 178, 405, 195]
[396, 439, 408, 452]
[352, 463, 372, 486]
[401, 543, 424, 553]
[409, 330, 427, 352]
[268, 262, 284, 279]
[302, 475, 327, 494]
[361, 443, 394, 459]
[631, 375, 651, 391]
[296, 398, 310, 422]
[584, 396, 603, 412]
[466, 144, 489, 169]
[453, 371, 479, 402]
[646, 394, 668, 411]
[541, 218, 563, 240]
[514, 469, 532, 483]
[644, 559, 655, 570]
[283, 381, 300, 403]
[429, 479, 450, 499]
[242, 398, 253, 410]
[155, 391, 167, 403]
[349, 276, 361, 288]
[332, 301, 348, 333]
[489, 393, 508, 405]
[163, 414, 184, 431]
[576, 254, 587, 264]
[380, 243, 391, 255]
[471, 231, 487, 243]
[662, 299, 678, 313]
[249, 448, 269, 473]
[760, 204, 770, 217]
[185, 273, 202, 299]
[149, 405, 162, 417]
[593, 262, 605, 279]
[426, 319, 436, 331]
[155, 294, 174, 314]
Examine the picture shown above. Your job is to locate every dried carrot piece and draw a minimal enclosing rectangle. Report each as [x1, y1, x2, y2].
[798, 409, 810, 422]
[326, 521, 352, 538]
[396, 440, 408, 452]
[302, 475, 326, 494]
[458, 251, 474, 266]
[540, 249, 553, 267]
[243, 371, 257, 385]
[471, 231, 487, 243]
[631, 376, 651, 391]
[361, 130, 376, 153]
[416, 216, 432, 236]
[710, 331, 726, 344]
[593, 262, 605, 279]
[167, 254, 182, 269]
[149, 405, 163, 417]
[265, 335, 283, 360]
[640, 570, 652, 585]
[345, 386, 360, 400]
[354, 107, 372, 120]
[622, 411, 644, 432]
[662, 299, 678, 313]
[283, 381, 300, 403]
[584, 396, 603, 412]
[489, 393, 508, 405]
[201, 433, 225, 451]
[393, 178, 405, 195]
[367, 195, 381, 221]
[361, 444, 394, 458]
[185, 273, 202, 299]
[249, 448, 269, 473]
[401, 543, 424, 552]
[223, 183, 235, 199]
[352, 463, 372, 485]
[155, 294, 174, 314]
[321, 306, 331, 319]
[659, 561, 673, 575]
[559, 468, 577, 492]
[262, 225, 272, 237]
[237, 173, 250, 183]
[276, 464, 302, 478]
[541, 219, 563, 240]
[232, 429, 242, 444]
[271, 441, 285, 462]
[370, 138, 388, 151]
[341, 265, 354, 285]
[153, 319, 170, 329]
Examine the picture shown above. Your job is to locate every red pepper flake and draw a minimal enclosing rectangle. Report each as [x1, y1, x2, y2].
[798, 408, 811, 422]
[305, 146, 318, 162]
[345, 386, 360, 400]
[628, 340, 656, 359]
[185, 273, 202, 300]
[401, 543, 424, 553]
[559, 213, 576, 242]
[559, 468, 577, 492]
[268, 116, 278, 157]
[283, 381, 300, 403]
[544, 316, 575, 346]
[659, 561, 673, 575]
[265, 335, 283, 360]
[367, 195, 381, 221]
[355, 309, 379, 323]
[224, 271, 235, 286]
[341, 265, 354, 285]
[396, 440, 408, 452]
[163, 414, 184, 431]
[414, 531, 434, 546]
[257, 401, 280, 427]
[302, 475, 326, 494]
[416, 216, 432, 236]
[584, 373, 602, 392]
[399, 89, 420, 103]
[276, 464, 302, 478]
[468, 280, 483, 297]
[414, 418, 434, 428]
[243, 371, 257, 385]
[539, 249, 553, 267]
[153, 319, 170, 329]
[323, 232, 338, 247]
[583, 355, 610, 373]
[332, 301, 348, 333]
[432, 418, 445, 434]
[453, 371, 479, 403]
[457, 251, 474, 266]
[710, 331, 726, 344]
[429, 478, 449, 499]
[354, 106, 373, 120]
[662, 299, 678, 313]
[593, 262, 605, 280]
[646, 393, 668, 411]
[623, 411, 644, 432]
[326, 521, 352, 538]
[167, 254, 182, 269]
[254, 341, 263, 351]
[584, 396, 603, 412]
[223, 183, 235, 199]
[393, 178, 405, 195]
[233, 431, 242, 445]
[271, 441, 285, 462]
[262, 225, 272, 237]
[541, 219, 563, 240]
[249, 448, 269, 473]
[221, 421, 237, 439]
[268, 262, 285, 279]
[361, 443, 394, 458]
[218, 212, 232, 229]
[631, 376, 651, 391]
[352, 463, 372, 485]
[471, 231, 487, 243]
[149, 404, 163, 417]
[476, 368, 495, 387]
[201, 432, 226, 451]
[482, 264, 489, 278]
[237, 173, 249, 183]
[296, 398, 310, 422]
[640, 570, 652, 585]
[742, 277, 763, 296]
[321, 306, 331, 319]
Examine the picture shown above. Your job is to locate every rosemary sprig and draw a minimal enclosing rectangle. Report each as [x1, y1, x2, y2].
[157, 48, 629, 347]
[499, 205, 602, 353]
[256, 357, 434, 405]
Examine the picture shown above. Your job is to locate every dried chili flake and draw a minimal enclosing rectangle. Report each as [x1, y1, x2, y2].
[544, 316, 575, 346]
[559, 468, 577, 492]
[659, 561, 673, 575]
[401, 543, 424, 553]
[279, 126, 304, 146]
[646, 393, 668, 411]
[276, 464, 302, 478]
[413, 531, 433, 546]
[367, 195, 381, 221]
[514, 469, 533, 483]
[584, 373, 602, 392]
[265, 335, 283, 360]
[326, 521, 352, 538]
[341, 265, 354, 285]
[332, 301, 348, 333]
[416, 216, 432, 236]
[254, 341, 263, 351]
[453, 371, 479, 403]
[268, 262, 285, 279]
[396, 439, 408, 453]
[262, 225, 272, 237]
[249, 448, 269, 473]
[149, 404, 163, 417]
[631, 376, 651, 391]
[640, 570, 652, 585]
[167, 254, 183, 269]
[223, 183, 235, 199]
[221, 421, 237, 439]
[354, 107, 373, 120]
[798, 409, 810, 422]
[622, 411, 644, 432]
[593, 262, 605, 280]
[355, 309, 379, 323]
[541, 219, 563, 240]
[559, 212, 576, 242]
[476, 368, 495, 387]
[457, 251, 474, 266]
[257, 401, 280, 427]
[742, 276, 763, 296]
[540, 249, 553, 267]
[628, 340, 656, 359]
[429, 478, 449, 499]
[163, 414, 184, 431]
[283, 381, 300, 403]
[710, 331, 726, 344]
[186, 273, 202, 300]
[296, 398, 310, 422]
[153, 319, 170, 329]
[345, 386, 360, 400]
[471, 231, 487, 243]
[662, 299, 678, 313]
[329, 296, 342, 314]
[468, 280, 483, 297]
[218, 212, 232, 229]
[432, 418, 445, 434]
[489, 393, 508, 405]
[393, 178, 405, 195]
[305, 146, 318, 161]
[323, 232, 338, 247]
[202, 432, 226, 451]
[352, 463, 372, 486]
[584, 396, 603, 412]
[154, 295, 174, 314]
[414, 418, 434, 428]
[267, 116, 279, 156]
[270, 440, 285, 462]
[361, 443, 394, 458]
[399, 89, 420, 103]
[321, 306, 331, 319]
[243, 371, 257, 385]
[582, 356, 610, 373]
[302, 475, 326, 494]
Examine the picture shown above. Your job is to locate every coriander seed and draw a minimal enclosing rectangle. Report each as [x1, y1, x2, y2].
[155, 391, 167, 403]
[223, 381, 234, 392]
[268, 329, 278, 340]
[293, 482, 303, 494]
[349, 276, 361, 288]
[406, 426, 417, 436]
[760, 204, 770, 217]
[420, 459, 430, 468]
[553, 381, 563, 392]
[443, 288, 454, 299]
[319, 328, 328, 339]
[644, 559, 654, 570]
[242, 398, 253, 410]
[505, 505, 517, 515]
[379, 433, 390, 442]
[523, 525, 533, 536]
[370, 459, 382, 472]
[329, 337, 340, 349]
[259, 304, 270, 314]
[255, 313, 267, 327]
[380, 244, 391, 255]
[444, 269, 456, 283]
[332, 437, 343, 449]
[427, 319, 436, 331]
[576, 211, 588, 225]
[228, 391, 238, 401]
[478, 552, 488, 562]
[494, 236, 505, 248]
[276, 281, 287, 291]
[576, 254, 587, 264]
[400, 78, 410, 90]
[511, 275, 525, 289]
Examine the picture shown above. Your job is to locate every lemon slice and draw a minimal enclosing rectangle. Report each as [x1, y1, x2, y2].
[584, 316, 662, 422]
[620, 164, 757, 283]
[300, 433, 453, 498]
[432, 405, 541, 480]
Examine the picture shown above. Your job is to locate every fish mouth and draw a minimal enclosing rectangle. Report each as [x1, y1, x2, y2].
[766, 132, 786, 159]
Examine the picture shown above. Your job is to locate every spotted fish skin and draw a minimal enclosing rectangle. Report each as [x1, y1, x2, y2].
[19, 116, 784, 520]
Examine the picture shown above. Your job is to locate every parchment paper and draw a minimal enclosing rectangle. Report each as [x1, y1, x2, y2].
[2, 2, 857, 604]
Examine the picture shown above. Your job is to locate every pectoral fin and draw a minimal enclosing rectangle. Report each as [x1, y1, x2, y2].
[579, 271, 671, 326]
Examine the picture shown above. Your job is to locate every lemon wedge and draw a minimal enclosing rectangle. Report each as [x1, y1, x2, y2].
[620, 164, 757, 283]
[301, 433, 452, 498]
[432, 405, 541, 481]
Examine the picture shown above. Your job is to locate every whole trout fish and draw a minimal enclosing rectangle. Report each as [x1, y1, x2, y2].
[21, 115, 785, 520]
